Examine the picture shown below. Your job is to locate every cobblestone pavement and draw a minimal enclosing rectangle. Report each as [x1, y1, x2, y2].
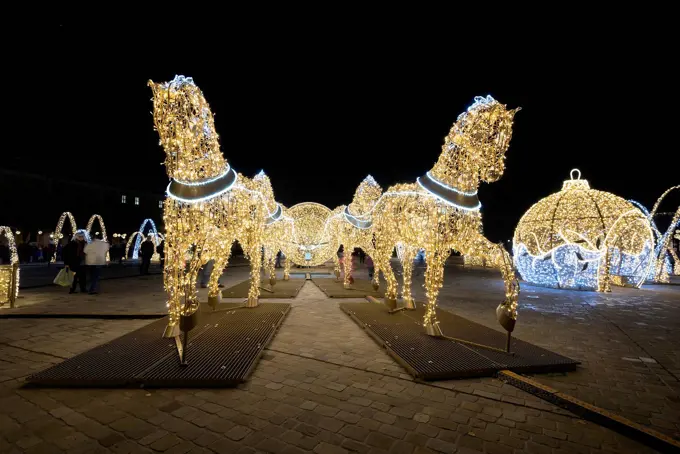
[0, 261, 676, 453]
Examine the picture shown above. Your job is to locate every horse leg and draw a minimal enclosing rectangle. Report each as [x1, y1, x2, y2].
[245, 244, 260, 307]
[400, 246, 417, 310]
[207, 240, 232, 310]
[343, 245, 354, 288]
[283, 250, 291, 280]
[264, 248, 276, 287]
[458, 233, 520, 343]
[162, 234, 186, 338]
[423, 247, 447, 336]
[374, 242, 398, 309]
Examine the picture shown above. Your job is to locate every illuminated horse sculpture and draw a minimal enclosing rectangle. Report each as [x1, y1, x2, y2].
[327, 176, 383, 290]
[354, 96, 521, 339]
[254, 171, 295, 285]
[148, 76, 289, 350]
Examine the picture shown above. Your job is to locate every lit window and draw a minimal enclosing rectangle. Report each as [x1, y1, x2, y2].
[121, 195, 126, 204]
[159, 200, 163, 208]
[135, 197, 140, 206]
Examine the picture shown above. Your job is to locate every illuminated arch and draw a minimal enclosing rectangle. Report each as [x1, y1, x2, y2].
[0, 226, 20, 306]
[86, 214, 108, 242]
[51, 212, 78, 262]
[130, 219, 162, 260]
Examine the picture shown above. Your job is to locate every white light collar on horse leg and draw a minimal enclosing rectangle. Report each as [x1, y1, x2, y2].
[167, 165, 237, 203]
[416, 172, 481, 211]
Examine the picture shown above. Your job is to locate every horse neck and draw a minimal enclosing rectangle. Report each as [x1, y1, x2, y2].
[431, 146, 482, 193]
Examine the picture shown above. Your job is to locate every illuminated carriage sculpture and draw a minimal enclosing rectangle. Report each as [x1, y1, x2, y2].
[513, 170, 655, 291]
[149, 76, 292, 360]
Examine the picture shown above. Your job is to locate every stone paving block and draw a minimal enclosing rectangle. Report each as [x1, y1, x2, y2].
[366, 432, 396, 450]
[425, 437, 456, 453]
[314, 441, 348, 454]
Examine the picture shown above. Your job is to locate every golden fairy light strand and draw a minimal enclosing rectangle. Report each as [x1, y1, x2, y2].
[0, 226, 20, 306]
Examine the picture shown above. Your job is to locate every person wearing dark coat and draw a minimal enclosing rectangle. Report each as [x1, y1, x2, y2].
[156, 240, 165, 270]
[62, 231, 87, 293]
[140, 236, 155, 275]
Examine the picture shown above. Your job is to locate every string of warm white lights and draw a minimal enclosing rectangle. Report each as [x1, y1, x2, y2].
[151, 78, 521, 338]
[0, 226, 20, 307]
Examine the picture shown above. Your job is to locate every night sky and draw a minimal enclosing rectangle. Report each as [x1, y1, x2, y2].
[9, 23, 678, 243]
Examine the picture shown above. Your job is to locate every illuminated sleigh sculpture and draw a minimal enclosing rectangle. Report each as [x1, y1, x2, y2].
[149, 76, 290, 362]
[347, 96, 521, 345]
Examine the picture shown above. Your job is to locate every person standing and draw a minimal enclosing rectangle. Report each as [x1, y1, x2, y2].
[359, 249, 365, 264]
[84, 237, 109, 294]
[62, 231, 87, 294]
[275, 250, 282, 268]
[157, 239, 165, 270]
[140, 235, 155, 275]
[365, 255, 374, 279]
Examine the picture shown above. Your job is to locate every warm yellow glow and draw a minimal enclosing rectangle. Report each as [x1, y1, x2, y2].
[287, 202, 334, 267]
[0, 226, 20, 307]
[149, 79, 520, 337]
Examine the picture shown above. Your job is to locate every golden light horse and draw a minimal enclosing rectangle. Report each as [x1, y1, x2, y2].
[148, 76, 290, 354]
[358, 96, 521, 338]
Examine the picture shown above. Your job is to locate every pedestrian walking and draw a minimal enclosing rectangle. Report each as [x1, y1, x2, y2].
[157, 239, 165, 270]
[366, 255, 374, 279]
[62, 231, 87, 294]
[275, 250, 282, 268]
[140, 235, 155, 275]
[84, 237, 109, 294]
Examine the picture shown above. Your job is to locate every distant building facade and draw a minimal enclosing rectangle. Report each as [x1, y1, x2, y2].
[0, 169, 165, 240]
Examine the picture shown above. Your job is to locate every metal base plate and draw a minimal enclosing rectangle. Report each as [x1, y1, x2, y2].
[222, 279, 304, 298]
[340, 302, 578, 380]
[312, 278, 385, 298]
[26, 303, 291, 388]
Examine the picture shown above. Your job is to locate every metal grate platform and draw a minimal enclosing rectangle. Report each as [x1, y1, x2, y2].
[222, 279, 304, 298]
[312, 278, 385, 298]
[26, 303, 290, 388]
[340, 302, 578, 380]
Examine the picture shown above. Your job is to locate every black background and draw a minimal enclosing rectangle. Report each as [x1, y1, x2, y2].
[6, 20, 678, 242]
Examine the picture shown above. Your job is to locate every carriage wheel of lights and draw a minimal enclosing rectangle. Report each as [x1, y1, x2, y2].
[630, 185, 680, 282]
[513, 169, 655, 292]
[287, 202, 335, 267]
[0, 226, 20, 307]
